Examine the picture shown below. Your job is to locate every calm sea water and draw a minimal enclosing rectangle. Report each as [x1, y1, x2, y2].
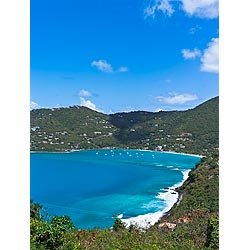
[30, 149, 200, 229]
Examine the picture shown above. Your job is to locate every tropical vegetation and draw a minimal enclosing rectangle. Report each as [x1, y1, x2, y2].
[31, 97, 218, 156]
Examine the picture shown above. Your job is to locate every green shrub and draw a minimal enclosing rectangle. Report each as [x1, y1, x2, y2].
[30, 201, 75, 249]
[206, 213, 219, 249]
[112, 218, 126, 232]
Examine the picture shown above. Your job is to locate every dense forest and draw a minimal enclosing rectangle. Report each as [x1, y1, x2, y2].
[30, 97, 219, 249]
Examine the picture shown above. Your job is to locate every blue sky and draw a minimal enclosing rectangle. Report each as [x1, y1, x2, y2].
[30, 0, 219, 113]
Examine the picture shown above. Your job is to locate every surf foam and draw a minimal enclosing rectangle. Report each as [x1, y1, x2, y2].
[121, 169, 191, 229]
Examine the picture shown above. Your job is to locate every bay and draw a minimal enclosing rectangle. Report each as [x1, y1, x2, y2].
[30, 149, 201, 229]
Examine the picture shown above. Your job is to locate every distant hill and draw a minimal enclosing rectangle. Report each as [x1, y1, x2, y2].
[30, 96, 218, 155]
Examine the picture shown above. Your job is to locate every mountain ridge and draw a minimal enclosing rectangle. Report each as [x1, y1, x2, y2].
[30, 96, 218, 155]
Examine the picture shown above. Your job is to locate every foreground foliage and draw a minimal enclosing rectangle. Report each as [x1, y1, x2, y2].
[30, 201, 74, 250]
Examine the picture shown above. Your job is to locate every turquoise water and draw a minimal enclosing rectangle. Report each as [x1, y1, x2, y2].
[30, 149, 200, 229]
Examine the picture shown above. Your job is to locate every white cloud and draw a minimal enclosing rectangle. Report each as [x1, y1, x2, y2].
[30, 101, 39, 110]
[181, 0, 219, 19]
[79, 89, 92, 97]
[144, 0, 218, 19]
[156, 93, 198, 104]
[80, 97, 100, 111]
[155, 108, 164, 112]
[118, 66, 128, 72]
[91, 59, 128, 73]
[144, 0, 174, 18]
[182, 48, 201, 59]
[200, 37, 219, 73]
[91, 60, 114, 73]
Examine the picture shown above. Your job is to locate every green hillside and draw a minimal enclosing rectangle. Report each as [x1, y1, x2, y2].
[30, 106, 119, 151]
[31, 96, 218, 155]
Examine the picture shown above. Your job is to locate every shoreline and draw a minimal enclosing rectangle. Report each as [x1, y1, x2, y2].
[137, 148, 203, 158]
[30, 147, 204, 158]
[121, 169, 192, 229]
